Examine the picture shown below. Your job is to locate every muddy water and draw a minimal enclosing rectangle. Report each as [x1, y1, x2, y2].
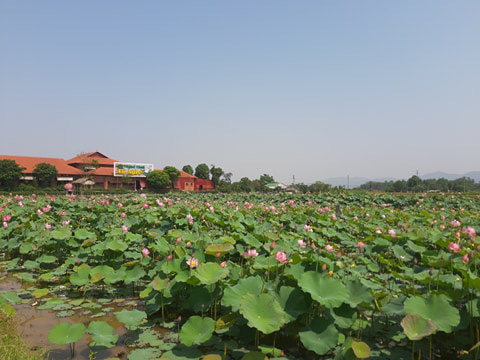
[15, 304, 129, 360]
[1, 275, 131, 360]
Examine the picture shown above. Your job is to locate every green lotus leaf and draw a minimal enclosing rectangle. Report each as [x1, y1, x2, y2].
[299, 317, 338, 355]
[205, 243, 234, 255]
[298, 271, 348, 308]
[106, 239, 128, 252]
[87, 320, 118, 348]
[194, 262, 229, 285]
[351, 340, 371, 358]
[346, 280, 372, 307]
[48, 322, 85, 345]
[215, 313, 239, 330]
[104, 267, 126, 284]
[128, 347, 162, 360]
[392, 245, 413, 261]
[179, 315, 216, 346]
[115, 309, 147, 328]
[202, 355, 223, 360]
[16, 272, 35, 283]
[151, 277, 169, 291]
[186, 286, 211, 313]
[51, 227, 71, 240]
[160, 346, 203, 360]
[329, 303, 356, 329]
[222, 276, 263, 311]
[404, 294, 459, 333]
[75, 228, 96, 240]
[1, 302, 16, 317]
[240, 352, 268, 360]
[1, 291, 21, 304]
[37, 254, 57, 263]
[239, 293, 286, 334]
[124, 265, 146, 284]
[90, 265, 114, 281]
[70, 265, 90, 286]
[33, 288, 49, 298]
[276, 286, 307, 323]
[400, 313, 437, 341]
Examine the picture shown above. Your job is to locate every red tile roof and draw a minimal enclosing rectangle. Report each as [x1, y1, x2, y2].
[0, 155, 84, 175]
[178, 170, 197, 178]
[87, 167, 114, 176]
[67, 152, 118, 166]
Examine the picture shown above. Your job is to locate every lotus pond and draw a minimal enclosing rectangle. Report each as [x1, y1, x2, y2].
[1, 192, 480, 360]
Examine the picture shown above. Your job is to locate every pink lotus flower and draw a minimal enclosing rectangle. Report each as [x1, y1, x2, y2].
[37, 209, 43, 215]
[122, 225, 129, 233]
[388, 229, 397, 238]
[464, 226, 477, 238]
[357, 241, 365, 249]
[45, 223, 51, 230]
[117, 203, 123, 208]
[303, 225, 312, 232]
[186, 256, 199, 268]
[142, 248, 150, 257]
[270, 241, 276, 250]
[244, 249, 259, 258]
[176, 237, 182, 244]
[143, 203, 149, 209]
[448, 242, 461, 253]
[297, 239, 306, 249]
[186, 214, 194, 225]
[275, 251, 288, 264]
[3, 215, 11, 222]
[62, 220, 70, 226]
[186, 241, 192, 248]
[451, 220, 461, 227]
[3, 221, 7, 229]
[332, 214, 337, 220]
[167, 254, 173, 261]
[220, 261, 227, 268]
[121, 212, 126, 218]
[462, 253, 469, 264]
[325, 244, 334, 253]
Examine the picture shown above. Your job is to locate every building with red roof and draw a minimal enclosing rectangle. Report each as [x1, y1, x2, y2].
[0, 152, 215, 191]
[0, 154, 83, 184]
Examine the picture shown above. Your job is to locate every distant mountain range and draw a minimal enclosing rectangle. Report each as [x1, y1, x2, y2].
[322, 171, 480, 188]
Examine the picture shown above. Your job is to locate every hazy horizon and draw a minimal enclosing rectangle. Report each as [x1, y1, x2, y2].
[1, 1, 479, 184]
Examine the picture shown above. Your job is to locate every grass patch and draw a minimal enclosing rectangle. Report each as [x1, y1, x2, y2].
[0, 312, 47, 360]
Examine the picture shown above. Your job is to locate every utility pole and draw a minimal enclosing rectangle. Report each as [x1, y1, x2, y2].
[347, 175, 350, 189]
[292, 175, 295, 185]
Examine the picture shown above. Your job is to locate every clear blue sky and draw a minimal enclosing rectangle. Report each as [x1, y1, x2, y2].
[1, 1, 479, 184]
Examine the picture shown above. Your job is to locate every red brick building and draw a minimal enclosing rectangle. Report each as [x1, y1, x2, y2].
[0, 152, 215, 191]
[174, 170, 215, 191]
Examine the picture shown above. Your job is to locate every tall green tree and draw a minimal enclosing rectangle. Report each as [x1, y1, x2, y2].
[33, 163, 58, 187]
[259, 174, 275, 185]
[238, 177, 252, 192]
[163, 166, 181, 188]
[0, 160, 25, 190]
[182, 165, 194, 175]
[210, 165, 224, 187]
[195, 163, 210, 179]
[146, 170, 171, 191]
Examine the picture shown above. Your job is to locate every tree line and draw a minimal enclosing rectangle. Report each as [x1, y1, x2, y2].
[358, 175, 480, 192]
